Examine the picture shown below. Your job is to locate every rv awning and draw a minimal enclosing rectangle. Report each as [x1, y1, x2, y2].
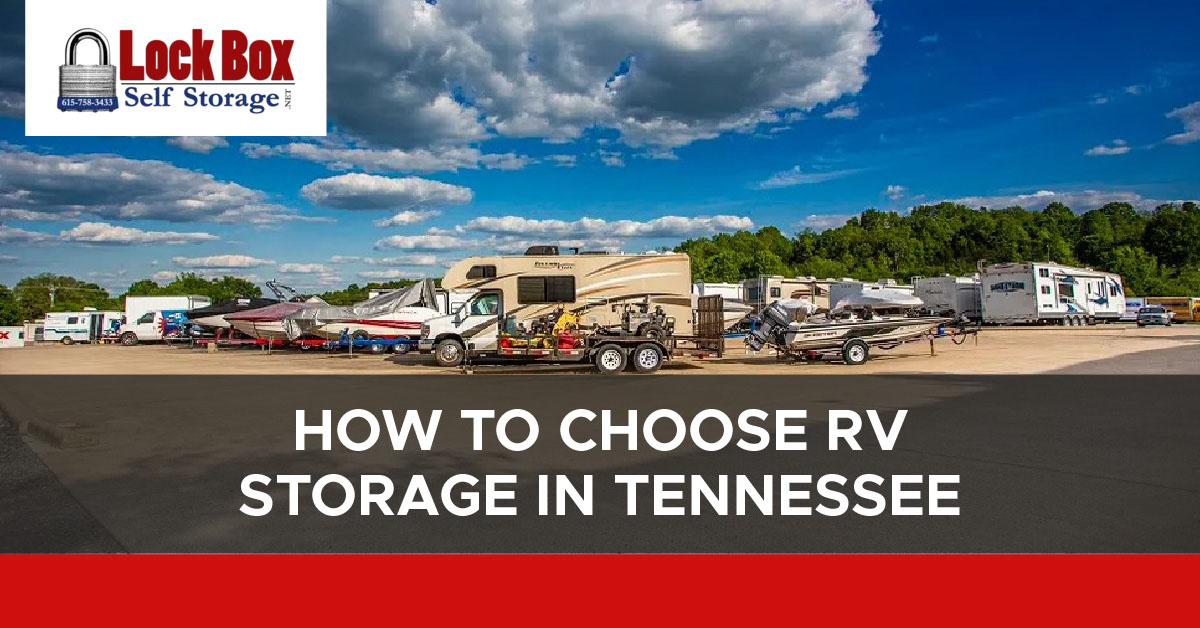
[283, 280, 437, 339]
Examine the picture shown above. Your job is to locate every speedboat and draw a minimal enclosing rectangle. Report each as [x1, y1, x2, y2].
[185, 297, 279, 332]
[283, 279, 473, 341]
[225, 297, 327, 341]
[747, 289, 949, 362]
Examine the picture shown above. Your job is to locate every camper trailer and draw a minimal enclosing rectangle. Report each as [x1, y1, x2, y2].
[829, 280, 916, 311]
[914, 275, 982, 320]
[981, 262, 1125, 325]
[744, 276, 836, 311]
[42, 309, 123, 344]
[419, 248, 715, 372]
[0, 327, 25, 349]
[117, 295, 211, 345]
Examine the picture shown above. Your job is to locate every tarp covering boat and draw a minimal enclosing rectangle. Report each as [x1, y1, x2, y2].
[282, 280, 438, 339]
[225, 299, 324, 323]
[186, 298, 278, 320]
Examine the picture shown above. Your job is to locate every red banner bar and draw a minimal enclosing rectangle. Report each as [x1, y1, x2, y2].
[2, 555, 1193, 624]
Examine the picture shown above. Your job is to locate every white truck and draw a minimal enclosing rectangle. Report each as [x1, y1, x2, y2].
[42, 309, 124, 344]
[980, 262, 1125, 325]
[914, 275, 982, 320]
[118, 295, 211, 345]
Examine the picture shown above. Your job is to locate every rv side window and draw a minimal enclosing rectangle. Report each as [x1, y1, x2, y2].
[1058, 284, 1075, 298]
[1109, 286, 1118, 297]
[1041, 286, 1051, 294]
[67, 316, 79, 324]
[517, 276, 576, 304]
[770, 287, 781, 298]
[1039, 268, 1050, 278]
[137, 312, 155, 324]
[466, 265, 497, 280]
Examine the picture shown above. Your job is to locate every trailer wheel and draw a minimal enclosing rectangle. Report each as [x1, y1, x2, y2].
[393, 342, 412, 355]
[594, 344, 627, 375]
[631, 344, 663, 373]
[435, 338, 465, 367]
[60, 336, 74, 346]
[120, 332, 139, 346]
[841, 339, 870, 365]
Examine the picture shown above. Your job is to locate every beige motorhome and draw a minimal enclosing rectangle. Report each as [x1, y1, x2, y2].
[744, 275, 837, 311]
[437, 250, 695, 338]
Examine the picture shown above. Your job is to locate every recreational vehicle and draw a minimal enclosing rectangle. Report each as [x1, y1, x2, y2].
[419, 248, 717, 372]
[980, 262, 1125, 325]
[744, 276, 836, 311]
[0, 327, 25, 349]
[914, 275, 982, 320]
[117, 295, 211, 345]
[42, 309, 123, 344]
[1143, 297, 1197, 322]
[829, 280, 917, 311]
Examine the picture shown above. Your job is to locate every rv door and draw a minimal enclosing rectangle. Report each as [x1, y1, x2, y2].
[456, 290, 503, 351]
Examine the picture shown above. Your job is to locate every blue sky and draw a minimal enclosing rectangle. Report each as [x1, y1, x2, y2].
[2, 0, 1198, 293]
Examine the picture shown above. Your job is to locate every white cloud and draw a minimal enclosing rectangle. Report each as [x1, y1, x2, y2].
[0, 223, 52, 243]
[374, 209, 441, 227]
[327, 0, 879, 150]
[279, 263, 333, 274]
[757, 166, 861, 189]
[0, 254, 17, 263]
[59, 221, 220, 245]
[329, 255, 363, 264]
[167, 136, 229, 154]
[884, 185, 907, 201]
[1124, 85, 1144, 95]
[797, 213, 858, 231]
[152, 271, 181, 283]
[367, 255, 442, 266]
[462, 215, 752, 238]
[1165, 101, 1200, 145]
[547, 154, 577, 167]
[1084, 139, 1130, 156]
[241, 142, 532, 173]
[172, 255, 275, 269]
[919, 34, 939, 44]
[374, 234, 474, 251]
[0, 146, 310, 224]
[301, 173, 473, 210]
[358, 269, 426, 280]
[949, 189, 1175, 212]
[824, 104, 860, 119]
[596, 150, 625, 167]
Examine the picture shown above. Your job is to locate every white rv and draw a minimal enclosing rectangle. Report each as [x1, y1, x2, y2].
[981, 262, 1125, 325]
[829, 280, 916, 311]
[118, 295, 211, 345]
[744, 276, 837, 311]
[914, 275, 982, 320]
[419, 249, 709, 372]
[42, 309, 123, 344]
[0, 326, 25, 349]
[692, 281, 744, 301]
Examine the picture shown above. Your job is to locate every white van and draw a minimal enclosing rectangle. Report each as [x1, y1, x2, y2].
[117, 295, 211, 345]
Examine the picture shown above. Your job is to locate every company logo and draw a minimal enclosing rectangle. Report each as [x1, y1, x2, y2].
[0, 331, 10, 340]
[534, 262, 576, 270]
[27, 0, 326, 137]
[990, 281, 1025, 293]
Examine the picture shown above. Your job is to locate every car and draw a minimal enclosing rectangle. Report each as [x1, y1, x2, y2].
[1136, 306, 1173, 327]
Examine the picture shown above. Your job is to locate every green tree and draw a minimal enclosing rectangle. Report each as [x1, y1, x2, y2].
[1143, 203, 1200, 268]
[0, 284, 22, 325]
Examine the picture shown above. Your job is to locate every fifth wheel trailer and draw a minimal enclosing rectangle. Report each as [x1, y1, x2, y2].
[914, 275, 982, 320]
[980, 262, 1125, 324]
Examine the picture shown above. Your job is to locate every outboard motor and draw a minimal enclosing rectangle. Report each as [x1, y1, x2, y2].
[746, 301, 792, 351]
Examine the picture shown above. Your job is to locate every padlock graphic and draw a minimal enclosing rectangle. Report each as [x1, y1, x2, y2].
[58, 28, 118, 111]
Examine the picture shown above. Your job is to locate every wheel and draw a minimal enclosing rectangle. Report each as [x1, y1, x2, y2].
[434, 338, 465, 367]
[367, 341, 387, 355]
[631, 344, 663, 373]
[60, 336, 74, 345]
[841, 339, 869, 365]
[594, 344, 627, 374]
[636, 323, 666, 339]
[120, 332, 139, 346]
[393, 342, 412, 355]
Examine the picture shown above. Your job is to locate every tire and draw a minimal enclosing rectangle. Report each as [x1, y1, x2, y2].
[841, 339, 869, 365]
[60, 336, 74, 345]
[594, 344, 627, 375]
[393, 342, 412, 355]
[367, 341, 387, 355]
[631, 344, 663, 373]
[435, 338, 465, 367]
[120, 332, 139, 346]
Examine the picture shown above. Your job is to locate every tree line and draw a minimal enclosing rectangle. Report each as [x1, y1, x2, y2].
[676, 201, 1200, 297]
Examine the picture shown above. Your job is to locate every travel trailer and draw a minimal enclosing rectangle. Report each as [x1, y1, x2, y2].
[744, 276, 837, 311]
[980, 262, 1125, 325]
[117, 295, 211, 345]
[0, 326, 25, 349]
[419, 248, 713, 372]
[42, 309, 123, 344]
[1122, 297, 1148, 321]
[1143, 297, 1197, 322]
[914, 275, 982, 320]
[692, 281, 753, 329]
[829, 280, 917, 312]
